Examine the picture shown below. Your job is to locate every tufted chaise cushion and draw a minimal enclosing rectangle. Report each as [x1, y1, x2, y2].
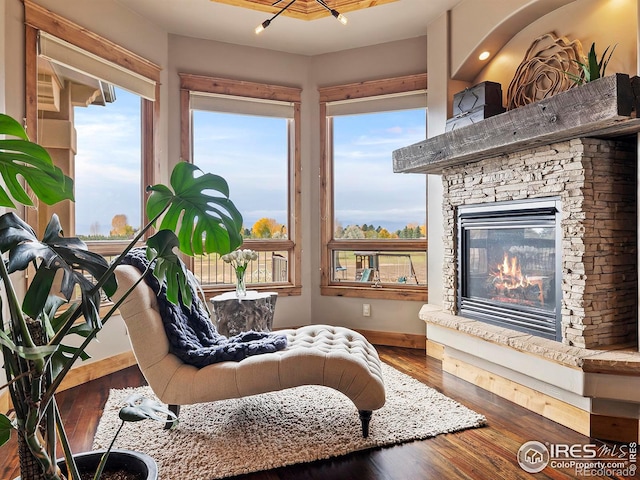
[114, 265, 386, 413]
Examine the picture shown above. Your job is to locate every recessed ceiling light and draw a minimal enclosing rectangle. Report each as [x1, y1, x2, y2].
[478, 51, 491, 61]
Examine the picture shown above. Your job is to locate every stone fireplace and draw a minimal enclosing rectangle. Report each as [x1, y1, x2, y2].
[443, 138, 637, 349]
[392, 74, 640, 442]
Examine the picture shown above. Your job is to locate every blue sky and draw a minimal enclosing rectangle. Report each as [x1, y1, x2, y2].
[193, 111, 288, 231]
[333, 109, 426, 232]
[73, 90, 425, 236]
[74, 87, 141, 236]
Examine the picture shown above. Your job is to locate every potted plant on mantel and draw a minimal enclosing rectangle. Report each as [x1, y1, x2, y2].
[0, 113, 244, 479]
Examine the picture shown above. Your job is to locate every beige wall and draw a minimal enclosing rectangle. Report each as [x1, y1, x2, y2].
[474, 0, 637, 96]
[310, 38, 429, 335]
[450, 0, 578, 81]
[0, 0, 5, 113]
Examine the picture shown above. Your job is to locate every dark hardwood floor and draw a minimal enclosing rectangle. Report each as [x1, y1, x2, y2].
[1, 346, 633, 480]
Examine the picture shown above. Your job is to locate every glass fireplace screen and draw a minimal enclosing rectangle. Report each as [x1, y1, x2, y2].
[464, 226, 556, 310]
[457, 199, 561, 340]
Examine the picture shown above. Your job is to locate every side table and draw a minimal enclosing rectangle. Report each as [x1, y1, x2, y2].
[210, 291, 278, 337]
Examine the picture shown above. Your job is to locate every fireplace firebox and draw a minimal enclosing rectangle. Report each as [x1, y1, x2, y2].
[457, 198, 562, 341]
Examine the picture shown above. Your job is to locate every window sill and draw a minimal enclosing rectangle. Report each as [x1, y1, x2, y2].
[321, 284, 427, 301]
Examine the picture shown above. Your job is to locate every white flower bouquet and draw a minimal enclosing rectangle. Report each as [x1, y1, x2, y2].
[221, 249, 258, 297]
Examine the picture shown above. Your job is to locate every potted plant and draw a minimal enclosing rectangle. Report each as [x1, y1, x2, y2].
[566, 42, 617, 85]
[0, 113, 244, 479]
[54, 393, 178, 480]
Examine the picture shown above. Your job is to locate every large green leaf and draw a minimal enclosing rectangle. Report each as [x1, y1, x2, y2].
[0, 413, 15, 447]
[146, 230, 192, 307]
[0, 114, 74, 208]
[0, 327, 57, 360]
[146, 162, 243, 257]
[50, 344, 91, 379]
[0, 212, 114, 326]
[118, 393, 177, 425]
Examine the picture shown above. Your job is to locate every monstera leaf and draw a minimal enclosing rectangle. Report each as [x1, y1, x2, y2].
[0, 212, 114, 327]
[146, 162, 243, 257]
[0, 114, 74, 208]
[146, 229, 194, 307]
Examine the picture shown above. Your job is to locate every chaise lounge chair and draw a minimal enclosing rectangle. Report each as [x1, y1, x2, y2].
[113, 265, 386, 437]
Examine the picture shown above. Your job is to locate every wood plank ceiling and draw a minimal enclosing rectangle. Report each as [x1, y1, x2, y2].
[209, 0, 398, 20]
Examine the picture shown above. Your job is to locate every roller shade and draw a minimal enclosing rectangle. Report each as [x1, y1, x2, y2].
[326, 90, 427, 116]
[191, 92, 295, 119]
[38, 31, 156, 101]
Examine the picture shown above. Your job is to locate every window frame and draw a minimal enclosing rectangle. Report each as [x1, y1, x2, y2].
[179, 73, 302, 297]
[24, 1, 160, 255]
[319, 74, 428, 300]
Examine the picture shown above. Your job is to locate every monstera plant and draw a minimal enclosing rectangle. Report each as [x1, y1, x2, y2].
[0, 113, 243, 479]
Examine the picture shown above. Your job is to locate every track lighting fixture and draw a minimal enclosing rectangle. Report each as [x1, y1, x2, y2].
[255, 0, 348, 34]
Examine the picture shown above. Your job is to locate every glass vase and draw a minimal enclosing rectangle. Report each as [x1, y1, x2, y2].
[235, 269, 247, 298]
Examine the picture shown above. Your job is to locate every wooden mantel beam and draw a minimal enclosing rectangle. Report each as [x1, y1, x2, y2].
[393, 73, 640, 175]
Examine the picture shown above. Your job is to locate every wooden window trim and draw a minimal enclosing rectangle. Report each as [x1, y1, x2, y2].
[24, 1, 160, 239]
[320, 74, 428, 301]
[179, 73, 302, 295]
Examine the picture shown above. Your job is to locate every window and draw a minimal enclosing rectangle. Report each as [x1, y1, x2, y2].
[180, 74, 301, 296]
[25, 2, 159, 257]
[74, 87, 142, 240]
[320, 74, 428, 300]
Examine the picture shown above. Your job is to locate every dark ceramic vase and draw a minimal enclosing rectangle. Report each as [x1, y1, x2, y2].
[60, 450, 158, 480]
[17, 450, 158, 480]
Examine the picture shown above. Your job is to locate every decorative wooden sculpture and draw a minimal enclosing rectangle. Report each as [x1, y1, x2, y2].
[506, 32, 584, 110]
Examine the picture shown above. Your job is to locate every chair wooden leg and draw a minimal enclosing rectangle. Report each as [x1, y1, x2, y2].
[165, 404, 180, 429]
[359, 410, 372, 438]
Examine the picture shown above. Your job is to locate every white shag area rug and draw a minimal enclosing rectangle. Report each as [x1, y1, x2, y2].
[93, 363, 486, 479]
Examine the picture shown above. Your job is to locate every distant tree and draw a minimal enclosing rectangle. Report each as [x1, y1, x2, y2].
[377, 228, 393, 239]
[110, 214, 135, 238]
[334, 221, 344, 238]
[376, 226, 382, 233]
[364, 229, 378, 239]
[343, 224, 365, 239]
[243, 227, 251, 238]
[361, 224, 369, 232]
[252, 217, 285, 238]
[89, 221, 101, 236]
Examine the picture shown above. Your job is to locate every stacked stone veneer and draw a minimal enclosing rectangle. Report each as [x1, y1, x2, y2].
[441, 137, 637, 349]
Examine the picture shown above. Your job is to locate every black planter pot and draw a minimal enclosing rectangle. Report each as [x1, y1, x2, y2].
[58, 450, 158, 480]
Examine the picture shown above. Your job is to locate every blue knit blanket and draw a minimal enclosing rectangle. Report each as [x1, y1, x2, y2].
[120, 248, 287, 367]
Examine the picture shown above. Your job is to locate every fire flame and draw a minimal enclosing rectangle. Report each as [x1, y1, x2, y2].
[496, 253, 526, 288]
[492, 252, 544, 305]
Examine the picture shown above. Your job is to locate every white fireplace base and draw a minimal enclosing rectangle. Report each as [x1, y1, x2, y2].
[420, 304, 640, 443]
